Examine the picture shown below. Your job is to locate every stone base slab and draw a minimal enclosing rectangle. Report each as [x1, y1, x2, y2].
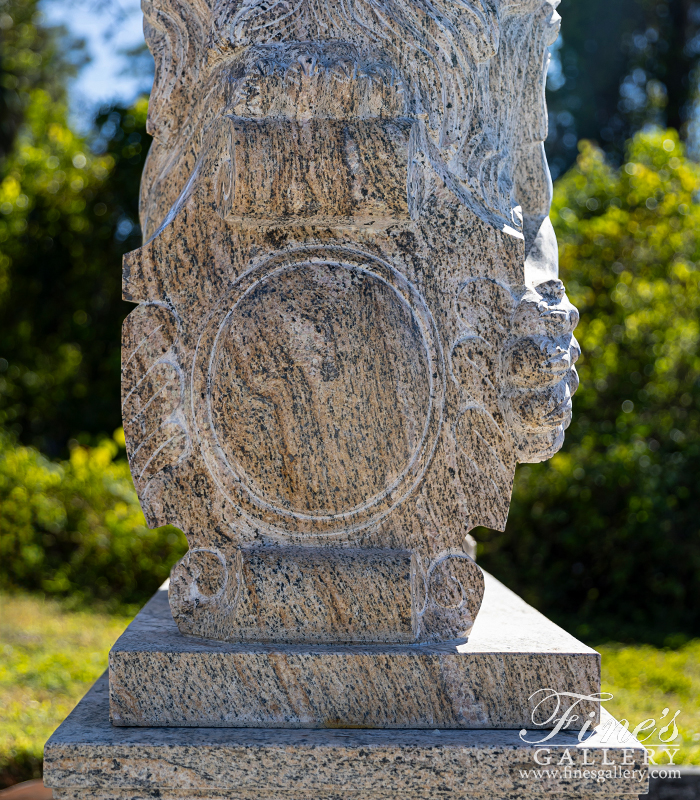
[45, 673, 648, 800]
[109, 572, 600, 729]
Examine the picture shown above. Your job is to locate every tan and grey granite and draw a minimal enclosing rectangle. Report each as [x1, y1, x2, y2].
[170, 544, 484, 644]
[47, 2, 634, 798]
[120, 0, 581, 645]
[109, 572, 600, 729]
[46, 674, 648, 800]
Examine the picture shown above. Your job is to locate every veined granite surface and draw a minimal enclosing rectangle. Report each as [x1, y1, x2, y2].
[121, 0, 581, 645]
[46, 673, 647, 800]
[169, 544, 483, 644]
[109, 572, 600, 729]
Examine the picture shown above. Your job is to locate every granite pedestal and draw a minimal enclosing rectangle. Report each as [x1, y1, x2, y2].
[108, 572, 600, 730]
[44, 674, 648, 800]
[44, 572, 649, 800]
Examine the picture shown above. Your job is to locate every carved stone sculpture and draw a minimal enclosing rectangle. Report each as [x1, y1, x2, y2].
[122, 0, 579, 645]
[42, 7, 648, 795]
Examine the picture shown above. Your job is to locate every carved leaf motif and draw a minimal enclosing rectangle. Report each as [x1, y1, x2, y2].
[452, 276, 515, 414]
[450, 335, 498, 411]
[121, 303, 188, 495]
[457, 277, 514, 338]
[121, 304, 178, 402]
[123, 362, 182, 442]
[142, 0, 210, 143]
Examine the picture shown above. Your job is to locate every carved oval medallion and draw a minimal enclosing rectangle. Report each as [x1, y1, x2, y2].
[194, 247, 444, 538]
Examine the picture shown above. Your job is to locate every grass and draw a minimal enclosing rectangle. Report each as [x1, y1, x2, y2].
[597, 641, 700, 766]
[0, 593, 698, 789]
[0, 593, 131, 788]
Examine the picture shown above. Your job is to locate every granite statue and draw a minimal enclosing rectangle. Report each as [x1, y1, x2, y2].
[121, 0, 579, 645]
[39, 5, 648, 795]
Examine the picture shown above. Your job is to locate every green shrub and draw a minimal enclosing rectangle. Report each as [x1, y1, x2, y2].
[0, 431, 187, 610]
[598, 639, 700, 765]
[0, 91, 151, 455]
[477, 129, 700, 644]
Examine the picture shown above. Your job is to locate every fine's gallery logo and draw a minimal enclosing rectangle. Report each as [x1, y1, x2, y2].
[520, 689, 683, 783]
[519, 688, 682, 774]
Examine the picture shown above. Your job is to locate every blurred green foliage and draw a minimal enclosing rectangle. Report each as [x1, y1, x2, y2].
[599, 639, 700, 765]
[0, 0, 181, 613]
[0, 92, 150, 455]
[0, 0, 151, 455]
[0, 430, 187, 610]
[602, 639, 696, 708]
[0, 0, 75, 161]
[477, 129, 700, 643]
[546, 0, 700, 176]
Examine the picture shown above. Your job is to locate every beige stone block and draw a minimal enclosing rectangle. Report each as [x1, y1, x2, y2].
[109, 572, 600, 729]
[169, 544, 484, 644]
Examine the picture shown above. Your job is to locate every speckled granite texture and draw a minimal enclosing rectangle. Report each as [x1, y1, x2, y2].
[120, 0, 581, 645]
[169, 544, 485, 644]
[46, 673, 647, 800]
[108, 572, 600, 729]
